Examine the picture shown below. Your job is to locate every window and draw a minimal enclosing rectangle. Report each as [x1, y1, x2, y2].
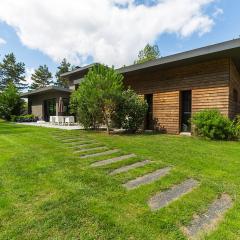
[233, 89, 238, 103]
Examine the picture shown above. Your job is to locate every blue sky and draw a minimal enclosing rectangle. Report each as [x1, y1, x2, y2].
[0, 0, 239, 81]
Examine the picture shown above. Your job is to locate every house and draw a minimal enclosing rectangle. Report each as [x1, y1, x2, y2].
[22, 39, 240, 134]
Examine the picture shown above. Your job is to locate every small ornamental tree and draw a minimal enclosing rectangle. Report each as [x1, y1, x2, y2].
[113, 89, 148, 133]
[70, 64, 123, 134]
[0, 83, 24, 120]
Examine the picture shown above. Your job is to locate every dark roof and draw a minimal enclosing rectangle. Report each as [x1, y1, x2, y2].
[61, 63, 99, 77]
[118, 38, 240, 74]
[21, 86, 72, 97]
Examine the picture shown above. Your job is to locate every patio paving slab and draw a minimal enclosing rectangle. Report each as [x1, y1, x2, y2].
[80, 149, 120, 159]
[74, 146, 108, 153]
[148, 179, 199, 211]
[123, 167, 171, 190]
[110, 160, 151, 175]
[91, 154, 136, 167]
[67, 143, 100, 149]
[183, 194, 233, 240]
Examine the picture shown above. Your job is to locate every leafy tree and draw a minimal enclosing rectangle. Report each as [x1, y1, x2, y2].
[0, 53, 26, 91]
[70, 64, 123, 134]
[55, 58, 71, 88]
[113, 89, 148, 133]
[30, 65, 53, 90]
[134, 44, 160, 64]
[0, 83, 24, 120]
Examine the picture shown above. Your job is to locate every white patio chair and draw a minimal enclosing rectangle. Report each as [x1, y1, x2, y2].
[65, 116, 75, 126]
[55, 116, 64, 125]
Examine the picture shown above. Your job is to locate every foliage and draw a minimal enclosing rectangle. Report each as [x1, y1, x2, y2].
[134, 44, 160, 64]
[233, 115, 240, 139]
[70, 64, 123, 133]
[113, 89, 148, 133]
[11, 114, 37, 122]
[0, 83, 24, 120]
[192, 109, 236, 140]
[30, 65, 53, 90]
[55, 58, 71, 88]
[0, 53, 26, 91]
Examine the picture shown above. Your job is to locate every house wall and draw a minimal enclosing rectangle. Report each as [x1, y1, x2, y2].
[123, 58, 230, 134]
[229, 59, 240, 119]
[29, 91, 70, 120]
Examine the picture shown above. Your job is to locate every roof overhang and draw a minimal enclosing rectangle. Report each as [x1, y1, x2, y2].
[21, 86, 73, 98]
[118, 38, 240, 75]
[60, 63, 99, 78]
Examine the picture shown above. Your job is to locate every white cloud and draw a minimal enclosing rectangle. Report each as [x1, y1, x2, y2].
[213, 7, 223, 18]
[0, 0, 219, 67]
[0, 37, 6, 46]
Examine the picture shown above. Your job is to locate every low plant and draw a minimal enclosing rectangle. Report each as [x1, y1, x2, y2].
[192, 109, 236, 140]
[113, 89, 148, 133]
[11, 114, 37, 122]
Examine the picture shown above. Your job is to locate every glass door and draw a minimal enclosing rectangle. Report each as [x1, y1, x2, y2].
[180, 91, 192, 132]
[44, 99, 56, 121]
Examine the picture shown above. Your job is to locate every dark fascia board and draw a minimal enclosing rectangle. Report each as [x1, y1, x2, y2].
[117, 38, 240, 74]
[21, 86, 72, 97]
[60, 63, 99, 77]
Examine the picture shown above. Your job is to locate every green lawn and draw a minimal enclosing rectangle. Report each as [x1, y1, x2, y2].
[0, 121, 240, 239]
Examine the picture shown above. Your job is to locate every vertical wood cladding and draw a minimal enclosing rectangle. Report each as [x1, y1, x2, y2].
[123, 58, 230, 134]
[229, 60, 240, 119]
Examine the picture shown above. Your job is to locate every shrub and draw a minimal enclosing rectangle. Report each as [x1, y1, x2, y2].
[192, 109, 236, 140]
[0, 83, 24, 120]
[233, 115, 240, 139]
[113, 89, 148, 133]
[11, 114, 37, 122]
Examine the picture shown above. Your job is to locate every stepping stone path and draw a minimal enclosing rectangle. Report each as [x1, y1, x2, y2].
[183, 194, 233, 240]
[91, 154, 136, 167]
[74, 146, 108, 153]
[80, 149, 120, 159]
[56, 134, 233, 237]
[148, 179, 199, 211]
[110, 160, 151, 175]
[67, 143, 99, 149]
[123, 167, 171, 190]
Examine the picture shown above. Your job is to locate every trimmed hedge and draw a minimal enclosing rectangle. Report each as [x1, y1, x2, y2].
[11, 114, 37, 123]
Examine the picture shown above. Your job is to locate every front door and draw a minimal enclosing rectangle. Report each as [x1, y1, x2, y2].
[44, 99, 56, 121]
[180, 90, 192, 132]
[145, 94, 154, 130]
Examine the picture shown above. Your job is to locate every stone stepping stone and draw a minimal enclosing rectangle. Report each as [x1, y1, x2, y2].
[123, 167, 171, 190]
[91, 154, 136, 167]
[74, 146, 108, 153]
[80, 149, 120, 159]
[110, 160, 151, 175]
[183, 194, 233, 239]
[67, 143, 99, 149]
[61, 138, 87, 143]
[64, 140, 95, 145]
[148, 179, 199, 211]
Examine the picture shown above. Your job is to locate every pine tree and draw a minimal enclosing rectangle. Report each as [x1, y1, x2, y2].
[55, 58, 71, 88]
[0, 53, 26, 91]
[30, 65, 53, 90]
[134, 44, 160, 64]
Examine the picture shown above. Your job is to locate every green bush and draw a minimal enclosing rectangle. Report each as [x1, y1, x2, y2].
[113, 89, 148, 133]
[11, 114, 37, 122]
[0, 83, 24, 120]
[192, 109, 236, 140]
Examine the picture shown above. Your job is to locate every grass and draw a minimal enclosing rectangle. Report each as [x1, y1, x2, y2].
[0, 121, 240, 239]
